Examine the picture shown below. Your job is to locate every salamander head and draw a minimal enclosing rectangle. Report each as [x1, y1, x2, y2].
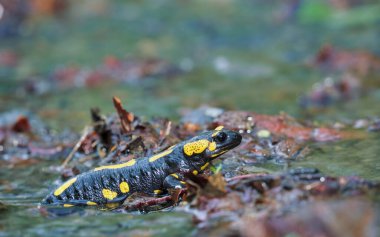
[182, 126, 242, 160]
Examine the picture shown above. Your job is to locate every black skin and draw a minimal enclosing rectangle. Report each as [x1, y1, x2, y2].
[42, 128, 242, 207]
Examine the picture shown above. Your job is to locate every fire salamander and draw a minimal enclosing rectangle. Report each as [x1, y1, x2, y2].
[42, 126, 242, 208]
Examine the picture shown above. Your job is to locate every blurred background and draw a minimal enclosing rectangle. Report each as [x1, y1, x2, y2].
[1, 0, 379, 130]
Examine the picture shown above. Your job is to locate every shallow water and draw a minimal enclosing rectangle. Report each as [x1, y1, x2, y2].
[1, 0, 380, 236]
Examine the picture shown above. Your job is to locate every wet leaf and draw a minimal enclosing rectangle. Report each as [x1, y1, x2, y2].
[11, 116, 31, 134]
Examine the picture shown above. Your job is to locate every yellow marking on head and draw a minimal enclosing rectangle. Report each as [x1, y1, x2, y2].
[54, 177, 77, 196]
[119, 182, 130, 193]
[102, 189, 118, 200]
[212, 131, 219, 137]
[154, 190, 163, 194]
[208, 142, 217, 151]
[94, 159, 136, 171]
[148, 149, 173, 162]
[211, 150, 228, 158]
[215, 126, 224, 131]
[183, 139, 210, 156]
[87, 201, 97, 206]
[63, 204, 74, 207]
[171, 173, 179, 179]
[200, 162, 210, 171]
[180, 181, 186, 185]
[193, 170, 198, 175]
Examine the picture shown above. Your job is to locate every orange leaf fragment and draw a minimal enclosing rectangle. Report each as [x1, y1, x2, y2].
[112, 96, 134, 133]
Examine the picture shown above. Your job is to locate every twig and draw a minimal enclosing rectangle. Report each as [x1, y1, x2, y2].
[61, 126, 92, 168]
[225, 173, 268, 182]
[164, 120, 172, 137]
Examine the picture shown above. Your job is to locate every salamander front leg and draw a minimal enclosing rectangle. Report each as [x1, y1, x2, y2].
[162, 174, 187, 207]
[163, 174, 186, 190]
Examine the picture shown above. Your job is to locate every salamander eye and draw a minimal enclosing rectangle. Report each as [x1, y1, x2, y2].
[215, 132, 227, 143]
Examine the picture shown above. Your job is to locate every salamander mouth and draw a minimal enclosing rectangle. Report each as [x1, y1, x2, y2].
[210, 134, 242, 158]
[220, 138, 241, 151]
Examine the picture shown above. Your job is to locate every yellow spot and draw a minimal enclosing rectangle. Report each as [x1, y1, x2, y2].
[63, 204, 74, 207]
[102, 189, 118, 200]
[208, 142, 216, 151]
[149, 149, 173, 162]
[180, 181, 186, 184]
[183, 139, 210, 156]
[119, 182, 130, 193]
[54, 177, 77, 196]
[87, 201, 97, 206]
[201, 162, 210, 171]
[154, 190, 163, 194]
[193, 170, 198, 175]
[94, 159, 136, 171]
[215, 126, 224, 131]
[171, 173, 179, 179]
